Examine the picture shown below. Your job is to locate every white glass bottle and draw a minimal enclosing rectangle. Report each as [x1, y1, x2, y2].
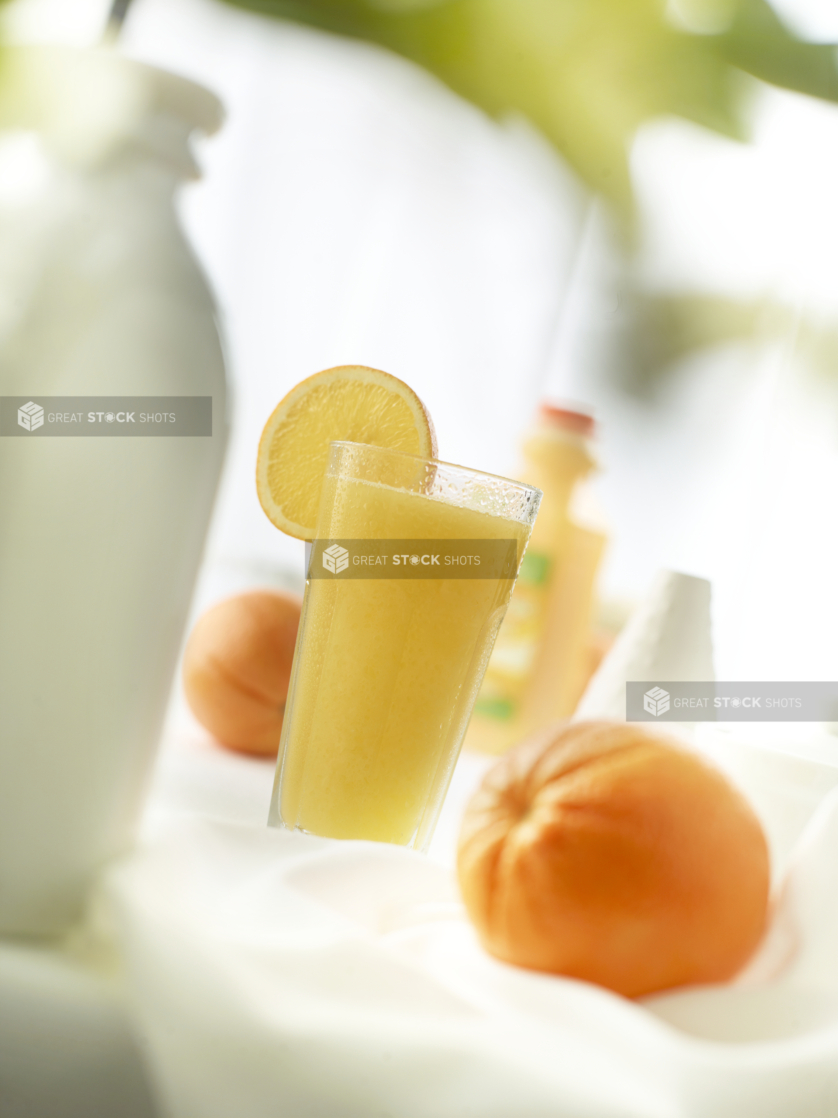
[0, 48, 228, 935]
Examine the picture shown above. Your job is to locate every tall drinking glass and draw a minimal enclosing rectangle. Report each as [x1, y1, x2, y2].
[268, 442, 541, 851]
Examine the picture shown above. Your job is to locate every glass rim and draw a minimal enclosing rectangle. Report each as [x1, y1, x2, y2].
[327, 440, 541, 497]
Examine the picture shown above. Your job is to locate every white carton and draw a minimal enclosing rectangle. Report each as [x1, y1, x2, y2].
[574, 569, 714, 723]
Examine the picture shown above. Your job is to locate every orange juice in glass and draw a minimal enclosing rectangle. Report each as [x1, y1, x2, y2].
[268, 442, 540, 850]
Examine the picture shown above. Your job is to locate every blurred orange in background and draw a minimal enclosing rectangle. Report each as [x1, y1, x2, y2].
[183, 589, 301, 755]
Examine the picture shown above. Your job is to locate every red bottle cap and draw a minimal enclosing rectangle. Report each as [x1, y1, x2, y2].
[538, 402, 595, 437]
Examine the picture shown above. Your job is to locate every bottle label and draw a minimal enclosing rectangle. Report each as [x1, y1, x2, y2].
[473, 697, 516, 721]
[517, 549, 551, 586]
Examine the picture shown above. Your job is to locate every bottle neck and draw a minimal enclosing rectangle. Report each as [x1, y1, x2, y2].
[523, 427, 596, 484]
[0, 46, 220, 181]
[104, 113, 200, 180]
[521, 426, 596, 548]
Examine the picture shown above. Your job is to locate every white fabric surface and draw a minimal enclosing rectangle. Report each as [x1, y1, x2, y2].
[93, 721, 838, 1118]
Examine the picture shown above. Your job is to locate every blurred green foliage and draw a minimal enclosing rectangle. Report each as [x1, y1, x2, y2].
[217, 0, 838, 389]
[220, 0, 838, 217]
[616, 290, 838, 396]
[621, 292, 768, 393]
[0, 1, 828, 392]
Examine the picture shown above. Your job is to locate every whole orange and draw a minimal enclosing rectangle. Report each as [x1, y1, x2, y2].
[457, 721, 770, 997]
[182, 589, 301, 756]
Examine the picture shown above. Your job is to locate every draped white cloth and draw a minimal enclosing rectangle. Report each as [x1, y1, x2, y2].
[95, 727, 838, 1118]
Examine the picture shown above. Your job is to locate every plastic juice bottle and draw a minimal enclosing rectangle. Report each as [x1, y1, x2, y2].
[466, 405, 606, 753]
[270, 448, 536, 850]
